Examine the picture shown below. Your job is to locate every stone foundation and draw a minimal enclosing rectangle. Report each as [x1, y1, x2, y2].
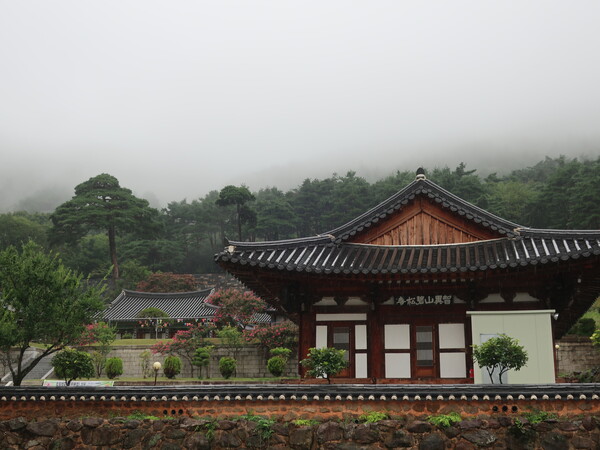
[1, 410, 599, 449]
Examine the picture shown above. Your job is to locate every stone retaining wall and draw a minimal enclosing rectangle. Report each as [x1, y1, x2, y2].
[104, 345, 298, 379]
[557, 336, 600, 375]
[2, 411, 599, 449]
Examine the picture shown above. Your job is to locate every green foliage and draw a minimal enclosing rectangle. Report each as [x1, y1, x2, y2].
[570, 318, 596, 336]
[127, 410, 161, 421]
[219, 357, 236, 379]
[428, 412, 462, 428]
[135, 272, 198, 293]
[244, 321, 299, 351]
[200, 419, 217, 441]
[270, 347, 292, 360]
[522, 409, 557, 424]
[509, 418, 536, 442]
[216, 185, 256, 240]
[49, 173, 160, 279]
[208, 289, 267, 330]
[267, 356, 287, 377]
[300, 347, 348, 383]
[267, 347, 291, 377]
[139, 349, 152, 379]
[590, 329, 600, 347]
[163, 355, 182, 379]
[0, 213, 48, 249]
[472, 334, 528, 384]
[0, 241, 104, 386]
[292, 419, 320, 427]
[151, 322, 217, 378]
[105, 357, 123, 379]
[77, 322, 117, 377]
[239, 412, 275, 442]
[192, 346, 214, 379]
[359, 411, 389, 423]
[51, 348, 94, 386]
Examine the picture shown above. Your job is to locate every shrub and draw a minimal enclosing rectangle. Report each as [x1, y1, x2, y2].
[472, 334, 528, 384]
[219, 357, 236, 379]
[192, 346, 214, 379]
[243, 320, 299, 351]
[270, 347, 292, 360]
[163, 356, 182, 379]
[300, 347, 347, 383]
[139, 349, 152, 379]
[267, 356, 287, 377]
[52, 348, 94, 386]
[105, 357, 124, 379]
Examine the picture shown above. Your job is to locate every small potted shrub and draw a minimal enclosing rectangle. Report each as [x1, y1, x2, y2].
[219, 357, 236, 379]
[163, 355, 182, 379]
[105, 357, 124, 380]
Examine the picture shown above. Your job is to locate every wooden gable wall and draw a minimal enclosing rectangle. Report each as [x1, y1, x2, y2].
[350, 197, 501, 246]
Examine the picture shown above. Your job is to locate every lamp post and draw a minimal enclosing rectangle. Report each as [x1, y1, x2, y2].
[153, 362, 162, 386]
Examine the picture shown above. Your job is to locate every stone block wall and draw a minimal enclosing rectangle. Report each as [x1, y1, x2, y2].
[2, 408, 600, 449]
[557, 336, 600, 375]
[105, 345, 298, 379]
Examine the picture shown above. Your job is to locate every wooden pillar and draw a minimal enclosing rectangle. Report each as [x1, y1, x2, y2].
[368, 303, 384, 380]
[297, 308, 314, 378]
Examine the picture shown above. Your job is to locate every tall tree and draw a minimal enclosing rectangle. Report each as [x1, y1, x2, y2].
[49, 174, 159, 279]
[216, 185, 255, 241]
[0, 242, 104, 386]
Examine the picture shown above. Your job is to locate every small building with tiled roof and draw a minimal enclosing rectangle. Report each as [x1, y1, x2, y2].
[215, 169, 600, 384]
[103, 289, 217, 338]
[103, 288, 276, 338]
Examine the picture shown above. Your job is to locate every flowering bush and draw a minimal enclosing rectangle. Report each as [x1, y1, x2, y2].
[151, 321, 217, 377]
[76, 322, 116, 347]
[207, 289, 268, 329]
[243, 320, 298, 351]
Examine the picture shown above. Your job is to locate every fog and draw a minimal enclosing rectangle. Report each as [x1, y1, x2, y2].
[1, 1, 599, 212]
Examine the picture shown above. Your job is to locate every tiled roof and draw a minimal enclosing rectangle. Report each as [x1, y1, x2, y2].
[216, 231, 600, 275]
[325, 178, 522, 243]
[102, 289, 217, 321]
[216, 176, 600, 275]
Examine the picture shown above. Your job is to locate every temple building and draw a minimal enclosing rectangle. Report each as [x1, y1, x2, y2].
[215, 170, 600, 383]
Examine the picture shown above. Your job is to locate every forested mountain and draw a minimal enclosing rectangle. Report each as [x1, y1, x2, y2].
[1, 156, 598, 279]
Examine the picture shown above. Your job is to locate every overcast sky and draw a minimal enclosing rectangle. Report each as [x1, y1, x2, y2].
[1, 1, 599, 212]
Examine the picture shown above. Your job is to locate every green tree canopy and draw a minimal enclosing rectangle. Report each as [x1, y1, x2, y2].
[472, 334, 528, 384]
[49, 173, 159, 279]
[300, 347, 348, 383]
[51, 348, 95, 386]
[0, 213, 48, 250]
[0, 242, 105, 386]
[216, 185, 255, 241]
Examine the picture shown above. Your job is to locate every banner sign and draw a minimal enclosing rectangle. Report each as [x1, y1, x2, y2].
[43, 380, 114, 387]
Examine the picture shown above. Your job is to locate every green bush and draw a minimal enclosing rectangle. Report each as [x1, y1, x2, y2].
[192, 346, 214, 379]
[300, 347, 347, 383]
[472, 334, 528, 384]
[269, 347, 292, 360]
[163, 355, 182, 379]
[52, 348, 94, 386]
[267, 356, 287, 377]
[219, 357, 236, 379]
[570, 318, 596, 336]
[105, 357, 124, 379]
